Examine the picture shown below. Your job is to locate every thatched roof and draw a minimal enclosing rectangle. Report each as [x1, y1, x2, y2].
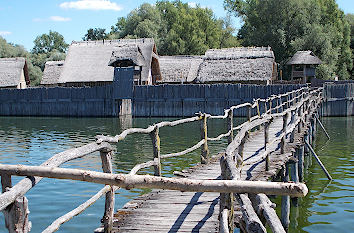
[58, 38, 157, 84]
[158, 56, 203, 83]
[286, 51, 322, 65]
[41, 60, 64, 85]
[195, 47, 275, 83]
[108, 45, 145, 67]
[0, 57, 29, 88]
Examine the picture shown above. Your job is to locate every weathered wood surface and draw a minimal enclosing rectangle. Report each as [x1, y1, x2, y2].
[94, 98, 317, 232]
[0, 142, 112, 211]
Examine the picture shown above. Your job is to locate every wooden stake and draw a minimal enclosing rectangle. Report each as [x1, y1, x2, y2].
[150, 126, 161, 175]
[100, 150, 114, 233]
[315, 114, 330, 140]
[227, 110, 234, 145]
[265, 120, 270, 171]
[305, 141, 332, 180]
[200, 114, 209, 164]
[298, 146, 304, 182]
[281, 163, 290, 230]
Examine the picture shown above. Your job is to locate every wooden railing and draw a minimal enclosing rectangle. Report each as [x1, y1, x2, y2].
[0, 86, 321, 233]
[218, 87, 323, 233]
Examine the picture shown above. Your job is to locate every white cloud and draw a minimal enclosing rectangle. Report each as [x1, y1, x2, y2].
[33, 18, 44, 22]
[50, 16, 72, 22]
[188, 2, 197, 8]
[0, 31, 11, 36]
[60, 0, 122, 11]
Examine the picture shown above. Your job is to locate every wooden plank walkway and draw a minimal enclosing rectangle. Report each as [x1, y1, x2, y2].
[96, 115, 294, 233]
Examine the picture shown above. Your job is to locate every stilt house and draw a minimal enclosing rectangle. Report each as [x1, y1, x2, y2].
[58, 38, 161, 87]
[286, 51, 322, 83]
[0, 57, 30, 89]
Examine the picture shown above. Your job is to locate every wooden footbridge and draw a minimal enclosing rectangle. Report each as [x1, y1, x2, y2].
[0, 86, 331, 233]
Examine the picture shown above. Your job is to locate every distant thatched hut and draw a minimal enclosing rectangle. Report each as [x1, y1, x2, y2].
[40, 60, 64, 87]
[157, 56, 203, 84]
[58, 38, 161, 87]
[0, 57, 30, 89]
[286, 51, 322, 83]
[195, 47, 277, 84]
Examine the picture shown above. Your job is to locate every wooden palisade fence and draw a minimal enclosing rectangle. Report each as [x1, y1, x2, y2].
[0, 86, 324, 233]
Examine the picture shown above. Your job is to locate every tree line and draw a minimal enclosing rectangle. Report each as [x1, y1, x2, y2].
[0, 0, 353, 86]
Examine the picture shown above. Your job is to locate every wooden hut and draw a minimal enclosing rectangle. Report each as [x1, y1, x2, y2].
[58, 38, 161, 87]
[286, 51, 322, 83]
[40, 60, 64, 87]
[0, 57, 30, 89]
[157, 56, 203, 84]
[195, 47, 277, 84]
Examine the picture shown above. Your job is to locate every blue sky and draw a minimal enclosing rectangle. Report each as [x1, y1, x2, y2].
[0, 0, 353, 51]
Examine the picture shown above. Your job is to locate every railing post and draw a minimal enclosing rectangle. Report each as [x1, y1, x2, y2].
[219, 156, 234, 232]
[238, 132, 248, 160]
[290, 111, 295, 143]
[247, 105, 251, 122]
[297, 105, 302, 133]
[1, 174, 31, 233]
[264, 119, 270, 171]
[281, 113, 288, 154]
[264, 100, 268, 115]
[227, 109, 234, 145]
[150, 126, 161, 175]
[100, 149, 115, 233]
[200, 114, 209, 164]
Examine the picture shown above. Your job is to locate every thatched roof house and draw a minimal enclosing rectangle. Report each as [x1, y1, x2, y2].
[286, 51, 322, 82]
[158, 56, 203, 84]
[40, 60, 64, 87]
[0, 57, 30, 89]
[195, 47, 277, 84]
[58, 38, 161, 86]
[286, 51, 322, 65]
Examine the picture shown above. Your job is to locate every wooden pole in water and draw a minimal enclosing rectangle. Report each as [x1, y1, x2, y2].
[281, 163, 290, 231]
[315, 114, 330, 140]
[150, 126, 161, 176]
[200, 114, 209, 164]
[298, 146, 305, 182]
[305, 141, 332, 180]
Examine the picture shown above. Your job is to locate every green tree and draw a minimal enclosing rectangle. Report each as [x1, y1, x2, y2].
[224, 0, 353, 80]
[0, 36, 42, 85]
[346, 13, 354, 78]
[83, 28, 108, 41]
[110, 1, 239, 55]
[32, 30, 68, 54]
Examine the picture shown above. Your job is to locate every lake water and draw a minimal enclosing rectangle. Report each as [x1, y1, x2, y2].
[0, 116, 352, 232]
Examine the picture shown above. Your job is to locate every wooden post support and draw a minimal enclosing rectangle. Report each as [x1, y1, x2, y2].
[200, 114, 209, 164]
[247, 105, 251, 122]
[315, 114, 330, 139]
[298, 146, 305, 182]
[281, 113, 288, 154]
[1, 174, 31, 233]
[150, 126, 162, 175]
[290, 152, 299, 206]
[264, 120, 270, 171]
[100, 149, 114, 233]
[281, 163, 290, 231]
[220, 156, 234, 232]
[305, 141, 332, 180]
[227, 109, 234, 145]
[264, 100, 268, 115]
[277, 98, 280, 113]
